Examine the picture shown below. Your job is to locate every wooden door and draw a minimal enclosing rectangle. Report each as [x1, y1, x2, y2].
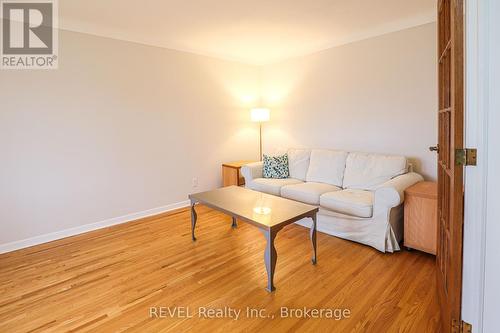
[436, 0, 464, 332]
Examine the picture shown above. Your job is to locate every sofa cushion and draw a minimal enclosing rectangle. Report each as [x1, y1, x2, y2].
[281, 182, 341, 205]
[342, 152, 407, 190]
[306, 149, 348, 187]
[247, 178, 303, 196]
[287, 148, 311, 181]
[320, 189, 374, 218]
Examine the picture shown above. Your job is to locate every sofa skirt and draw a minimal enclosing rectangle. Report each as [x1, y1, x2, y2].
[295, 205, 404, 253]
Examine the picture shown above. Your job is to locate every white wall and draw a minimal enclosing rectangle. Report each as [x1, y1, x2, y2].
[260, 23, 437, 180]
[0, 30, 260, 249]
[0, 23, 438, 251]
[462, 0, 488, 329]
[463, 1, 500, 331]
[479, 0, 500, 331]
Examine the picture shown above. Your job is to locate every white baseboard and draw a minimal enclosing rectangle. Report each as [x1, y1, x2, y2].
[0, 200, 190, 254]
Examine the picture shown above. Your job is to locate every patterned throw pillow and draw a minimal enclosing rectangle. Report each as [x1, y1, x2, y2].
[263, 154, 289, 179]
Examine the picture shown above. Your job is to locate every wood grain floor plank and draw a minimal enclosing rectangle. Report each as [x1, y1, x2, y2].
[0, 206, 440, 332]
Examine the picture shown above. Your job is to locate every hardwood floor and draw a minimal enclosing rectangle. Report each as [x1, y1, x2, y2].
[0, 206, 441, 332]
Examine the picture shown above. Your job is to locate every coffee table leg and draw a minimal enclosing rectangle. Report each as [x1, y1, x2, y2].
[310, 214, 317, 265]
[231, 216, 237, 228]
[263, 229, 278, 292]
[190, 201, 197, 241]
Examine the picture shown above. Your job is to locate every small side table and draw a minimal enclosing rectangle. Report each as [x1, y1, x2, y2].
[222, 161, 255, 187]
[404, 181, 438, 254]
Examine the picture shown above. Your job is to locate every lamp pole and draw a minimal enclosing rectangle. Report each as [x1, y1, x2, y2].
[259, 122, 263, 161]
[250, 108, 269, 161]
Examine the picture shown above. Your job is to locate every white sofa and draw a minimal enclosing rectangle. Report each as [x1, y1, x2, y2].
[241, 148, 423, 253]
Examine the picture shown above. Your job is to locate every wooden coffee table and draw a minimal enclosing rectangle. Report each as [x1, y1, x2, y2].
[188, 186, 319, 292]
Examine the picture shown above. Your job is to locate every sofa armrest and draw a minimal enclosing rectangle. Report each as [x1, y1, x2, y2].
[373, 172, 424, 212]
[241, 162, 263, 182]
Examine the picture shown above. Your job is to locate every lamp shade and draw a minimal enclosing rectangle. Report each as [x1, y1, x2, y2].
[250, 108, 270, 122]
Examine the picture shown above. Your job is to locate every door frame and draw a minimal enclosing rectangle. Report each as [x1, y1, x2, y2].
[462, 0, 500, 332]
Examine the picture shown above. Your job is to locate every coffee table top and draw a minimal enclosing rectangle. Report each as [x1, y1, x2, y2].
[189, 186, 318, 229]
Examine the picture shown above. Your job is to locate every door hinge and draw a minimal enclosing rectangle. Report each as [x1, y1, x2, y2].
[455, 148, 477, 166]
[452, 319, 472, 333]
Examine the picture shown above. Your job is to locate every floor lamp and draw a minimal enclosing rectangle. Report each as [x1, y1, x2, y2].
[251, 108, 270, 161]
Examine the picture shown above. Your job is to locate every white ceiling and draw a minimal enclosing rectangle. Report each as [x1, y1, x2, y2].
[60, 0, 436, 65]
